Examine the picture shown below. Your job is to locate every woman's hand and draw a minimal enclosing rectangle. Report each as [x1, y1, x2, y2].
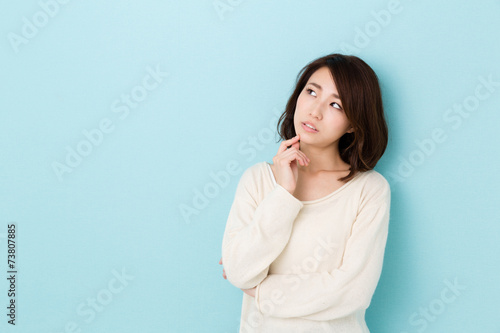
[272, 134, 309, 194]
[241, 286, 256, 297]
[219, 258, 226, 279]
[220, 258, 256, 297]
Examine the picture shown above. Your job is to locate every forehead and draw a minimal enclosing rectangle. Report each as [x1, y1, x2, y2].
[307, 66, 337, 91]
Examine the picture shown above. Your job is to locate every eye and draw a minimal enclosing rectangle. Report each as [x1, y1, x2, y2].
[331, 102, 342, 110]
[306, 87, 343, 110]
[306, 88, 316, 96]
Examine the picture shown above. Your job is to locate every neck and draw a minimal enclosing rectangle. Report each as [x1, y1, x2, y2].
[298, 142, 350, 174]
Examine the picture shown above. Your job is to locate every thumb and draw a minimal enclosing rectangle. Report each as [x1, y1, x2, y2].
[292, 141, 300, 149]
[291, 134, 300, 150]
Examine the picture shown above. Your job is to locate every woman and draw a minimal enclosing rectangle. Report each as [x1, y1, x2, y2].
[219, 53, 391, 332]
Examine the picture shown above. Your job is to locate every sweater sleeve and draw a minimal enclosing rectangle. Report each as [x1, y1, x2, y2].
[221, 164, 304, 290]
[254, 176, 391, 320]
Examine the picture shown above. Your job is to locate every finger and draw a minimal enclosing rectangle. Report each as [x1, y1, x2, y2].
[290, 147, 308, 161]
[297, 151, 310, 164]
[296, 153, 309, 166]
[290, 141, 300, 150]
[219, 258, 222, 265]
[282, 147, 309, 166]
[278, 134, 300, 153]
[290, 136, 301, 150]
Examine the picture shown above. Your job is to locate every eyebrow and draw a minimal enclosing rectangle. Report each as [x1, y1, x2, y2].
[307, 82, 340, 99]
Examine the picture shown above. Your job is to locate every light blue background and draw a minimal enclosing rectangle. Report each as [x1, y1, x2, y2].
[1, 0, 499, 332]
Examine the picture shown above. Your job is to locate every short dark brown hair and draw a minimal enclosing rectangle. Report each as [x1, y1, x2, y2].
[277, 53, 389, 182]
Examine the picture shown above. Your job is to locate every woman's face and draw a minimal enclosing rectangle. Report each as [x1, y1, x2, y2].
[294, 66, 353, 148]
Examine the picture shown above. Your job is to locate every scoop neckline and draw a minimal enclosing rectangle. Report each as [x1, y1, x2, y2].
[264, 162, 365, 205]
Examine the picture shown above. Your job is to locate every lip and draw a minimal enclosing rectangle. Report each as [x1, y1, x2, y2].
[302, 122, 318, 132]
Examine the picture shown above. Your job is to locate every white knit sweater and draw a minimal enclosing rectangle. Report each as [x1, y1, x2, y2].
[221, 161, 391, 332]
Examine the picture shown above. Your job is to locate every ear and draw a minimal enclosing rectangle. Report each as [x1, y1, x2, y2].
[346, 126, 354, 134]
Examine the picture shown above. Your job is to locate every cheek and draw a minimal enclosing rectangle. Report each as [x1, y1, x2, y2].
[295, 95, 305, 110]
[296, 91, 311, 107]
[326, 112, 350, 130]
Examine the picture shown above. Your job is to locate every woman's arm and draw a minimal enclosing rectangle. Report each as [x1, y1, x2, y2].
[221, 164, 304, 290]
[253, 177, 391, 320]
[219, 258, 257, 297]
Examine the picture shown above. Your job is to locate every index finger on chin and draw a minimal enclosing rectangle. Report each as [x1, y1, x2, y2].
[278, 135, 300, 153]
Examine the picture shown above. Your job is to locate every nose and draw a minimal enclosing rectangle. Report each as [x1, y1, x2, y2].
[309, 101, 323, 119]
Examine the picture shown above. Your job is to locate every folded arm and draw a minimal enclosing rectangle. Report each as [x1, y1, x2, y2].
[221, 166, 304, 289]
[254, 177, 391, 320]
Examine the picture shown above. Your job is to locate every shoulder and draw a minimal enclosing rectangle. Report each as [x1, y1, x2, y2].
[356, 169, 391, 204]
[360, 169, 390, 190]
[239, 161, 267, 180]
[236, 161, 268, 190]
[231, 161, 275, 204]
